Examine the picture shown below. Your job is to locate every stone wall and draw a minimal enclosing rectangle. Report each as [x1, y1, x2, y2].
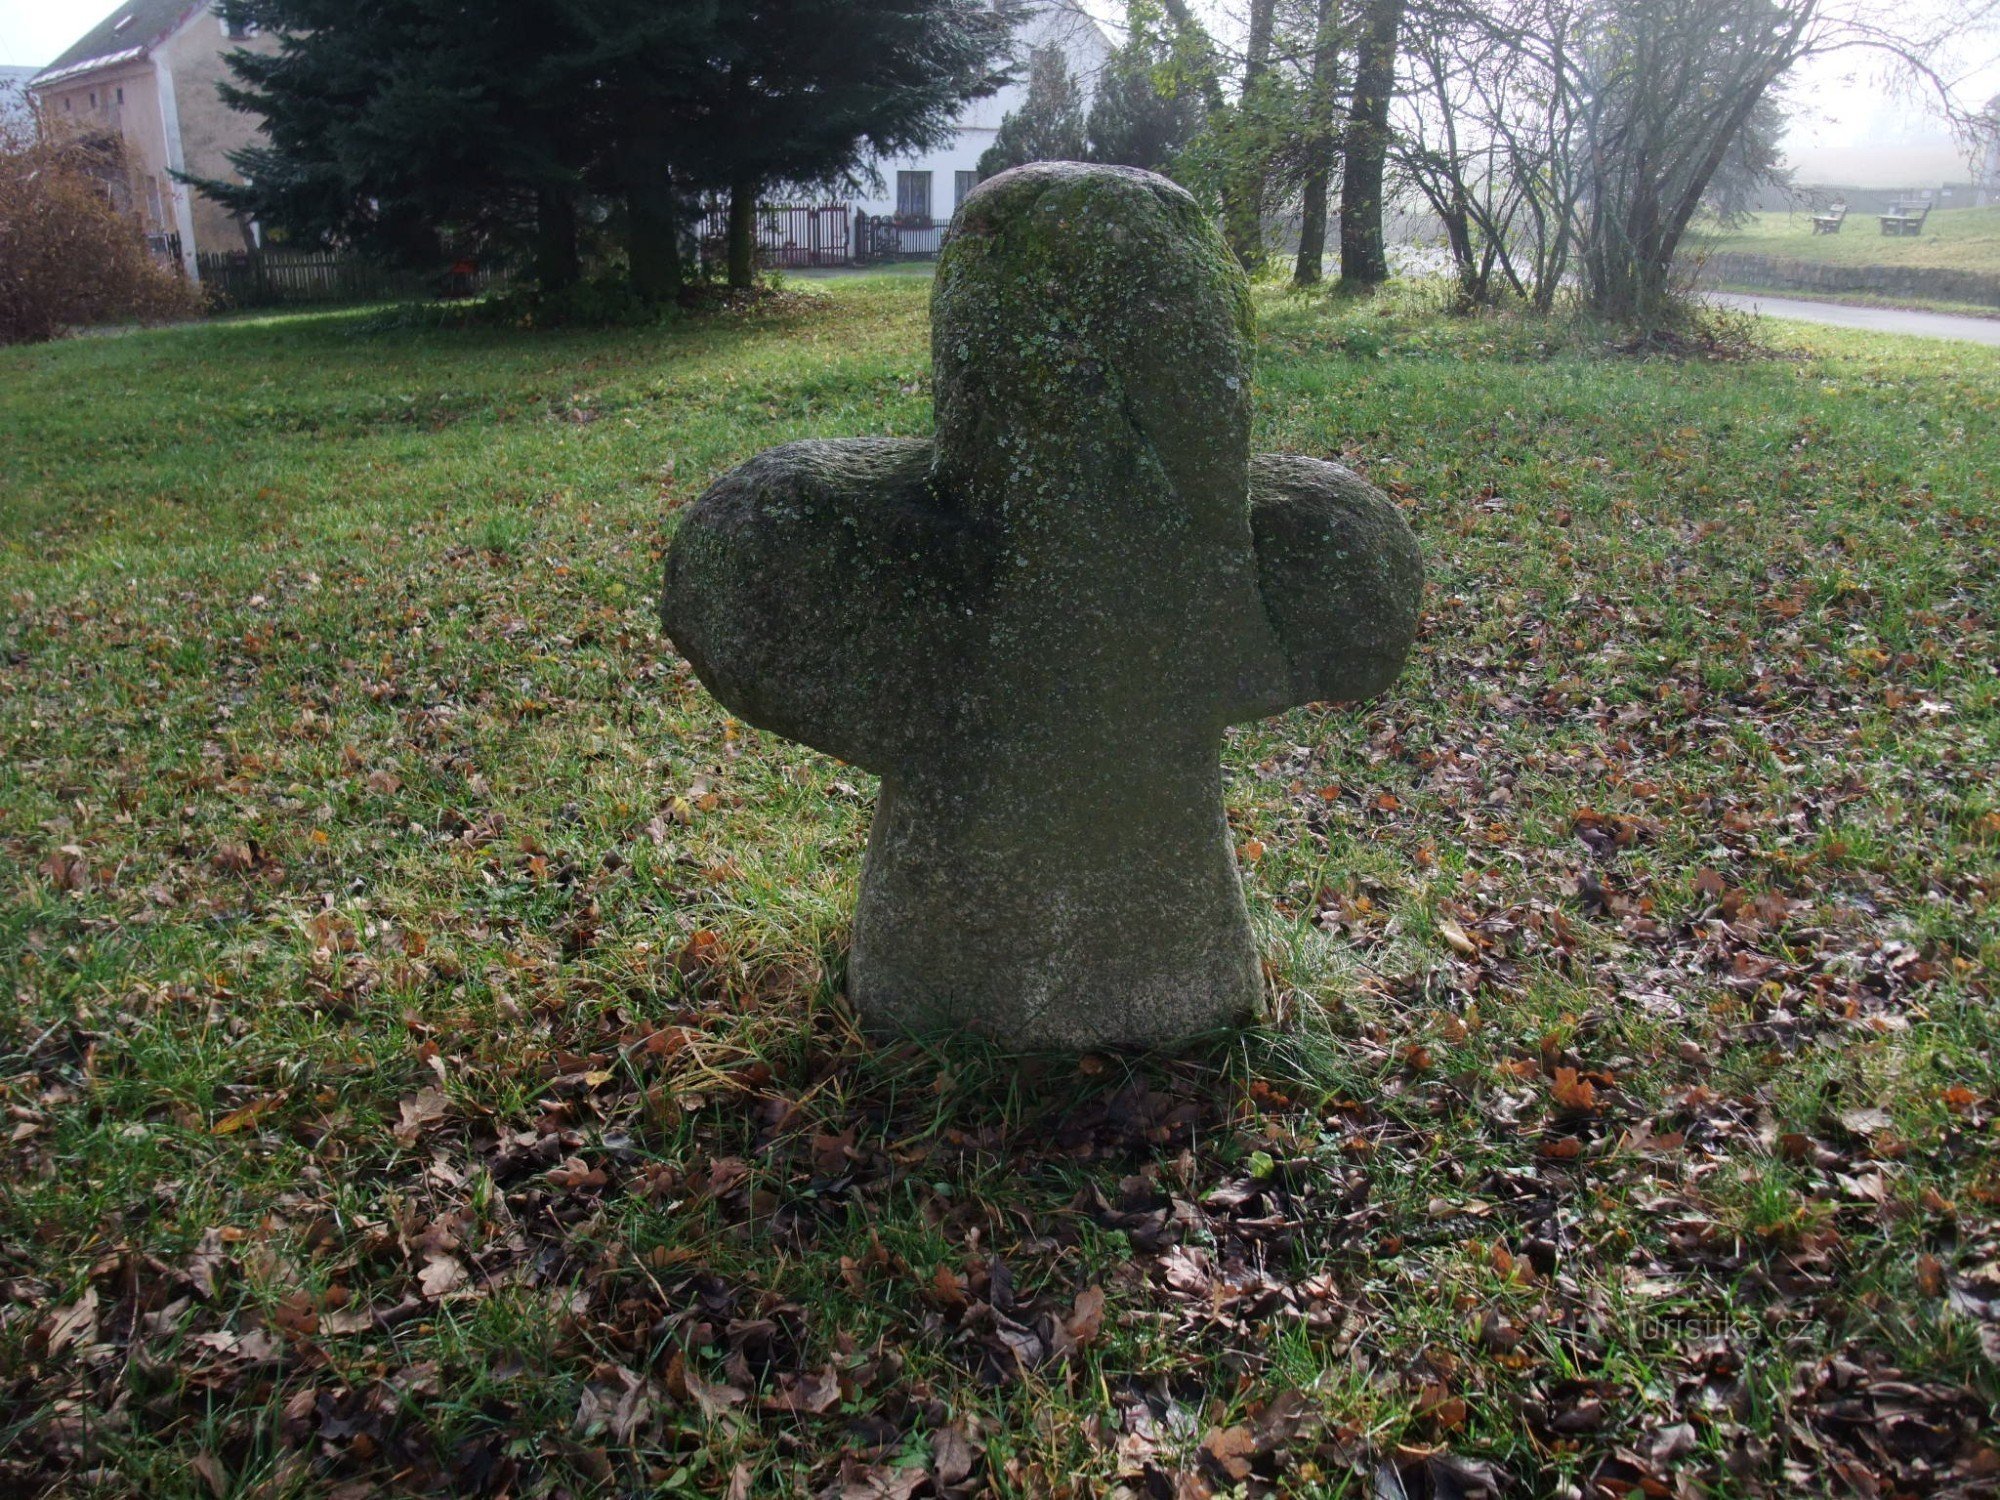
[1688, 250, 2000, 309]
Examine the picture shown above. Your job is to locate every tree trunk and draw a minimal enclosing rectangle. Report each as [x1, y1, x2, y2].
[1293, 0, 1340, 287]
[535, 187, 581, 294]
[1244, 0, 1277, 92]
[1442, 195, 1477, 304]
[628, 198, 684, 304]
[1296, 166, 1332, 288]
[727, 175, 758, 291]
[1223, 0, 1279, 273]
[1340, 0, 1405, 289]
[619, 104, 682, 305]
[625, 175, 682, 303]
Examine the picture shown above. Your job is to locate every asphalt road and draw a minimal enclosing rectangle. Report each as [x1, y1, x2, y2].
[1707, 291, 2000, 347]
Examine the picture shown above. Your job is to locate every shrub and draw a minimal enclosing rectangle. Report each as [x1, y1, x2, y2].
[0, 118, 199, 346]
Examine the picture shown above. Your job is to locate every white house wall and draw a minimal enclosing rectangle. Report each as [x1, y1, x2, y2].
[848, 3, 1112, 222]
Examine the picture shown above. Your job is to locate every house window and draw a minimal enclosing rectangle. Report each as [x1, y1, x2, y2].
[89, 91, 98, 107]
[895, 171, 932, 222]
[954, 171, 978, 210]
[116, 87, 125, 104]
[219, 5, 258, 38]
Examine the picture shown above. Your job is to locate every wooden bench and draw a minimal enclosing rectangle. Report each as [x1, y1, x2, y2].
[1810, 203, 1847, 234]
[1879, 201, 1931, 236]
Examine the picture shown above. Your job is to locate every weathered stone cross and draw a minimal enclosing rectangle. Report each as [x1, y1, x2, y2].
[661, 163, 1422, 1048]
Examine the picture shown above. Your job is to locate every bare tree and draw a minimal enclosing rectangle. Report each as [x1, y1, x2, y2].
[1401, 2, 1515, 302]
[1578, 0, 1996, 323]
[1390, 0, 1989, 324]
[1577, 0, 1814, 323]
[1398, 0, 1587, 308]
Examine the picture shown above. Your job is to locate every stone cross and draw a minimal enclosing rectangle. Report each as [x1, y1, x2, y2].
[660, 162, 1422, 1048]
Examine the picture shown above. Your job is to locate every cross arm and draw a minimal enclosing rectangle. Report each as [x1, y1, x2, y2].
[1229, 454, 1424, 723]
[660, 438, 982, 775]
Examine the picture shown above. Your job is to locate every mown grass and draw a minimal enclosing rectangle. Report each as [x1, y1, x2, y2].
[2, 277, 1997, 1499]
[1694, 204, 2000, 275]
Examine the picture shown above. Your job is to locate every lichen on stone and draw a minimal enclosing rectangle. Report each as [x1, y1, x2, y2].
[660, 162, 1423, 1049]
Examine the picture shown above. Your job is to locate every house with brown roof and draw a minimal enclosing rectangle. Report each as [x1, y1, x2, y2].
[29, 1, 277, 278]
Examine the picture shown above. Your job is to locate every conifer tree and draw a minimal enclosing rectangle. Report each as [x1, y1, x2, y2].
[978, 45, 1087, 178]
[201, 0, 1014, 298]
[699, 0, 1018, 289]
[1085, 35, 1201, 175]
[205, 0, 600, 287]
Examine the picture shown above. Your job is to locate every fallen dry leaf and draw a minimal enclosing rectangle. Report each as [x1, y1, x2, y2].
[764, 1363, 840, 1415]
[40, 845, 89, 892]
[43, 1286, 98, 1357]
[933, 1424, 977, 1486]
[822, 1460, 925, 1500]
[1838, 1106, 1893, 1136]
[418, 1254, 466, 1299]
[1202, 1424, 1257, 1481]
[1067, 1284, 1106, 1345]
[664, 1350, 749, 1420]
[1438, 915, 1477, 955]
[393, 1086, 449, 1145]
[211, 841, 256, 874]
[1551, 1067, 1597, 1111]
[212, 1093, 284, 1135]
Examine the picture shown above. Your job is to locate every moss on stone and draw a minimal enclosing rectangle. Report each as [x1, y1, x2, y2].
[659, 162, 1424, 1048]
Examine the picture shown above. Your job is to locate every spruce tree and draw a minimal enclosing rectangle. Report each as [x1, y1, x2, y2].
[1702, 96, 1791, 225]
[978, 45, 1087, 178]
[697, 0, 1019, 288]
[204, 0, 601, 287]
[200, 0, 1015, 298]
[1085, 36, 1200, 176]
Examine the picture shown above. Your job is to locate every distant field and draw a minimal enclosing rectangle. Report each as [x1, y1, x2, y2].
[1695, 204, 2000, 274]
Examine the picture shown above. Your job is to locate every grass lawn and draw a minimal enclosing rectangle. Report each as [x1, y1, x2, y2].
[2, 279, 1998, 1499]
[1694, 204, 2000, 276]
